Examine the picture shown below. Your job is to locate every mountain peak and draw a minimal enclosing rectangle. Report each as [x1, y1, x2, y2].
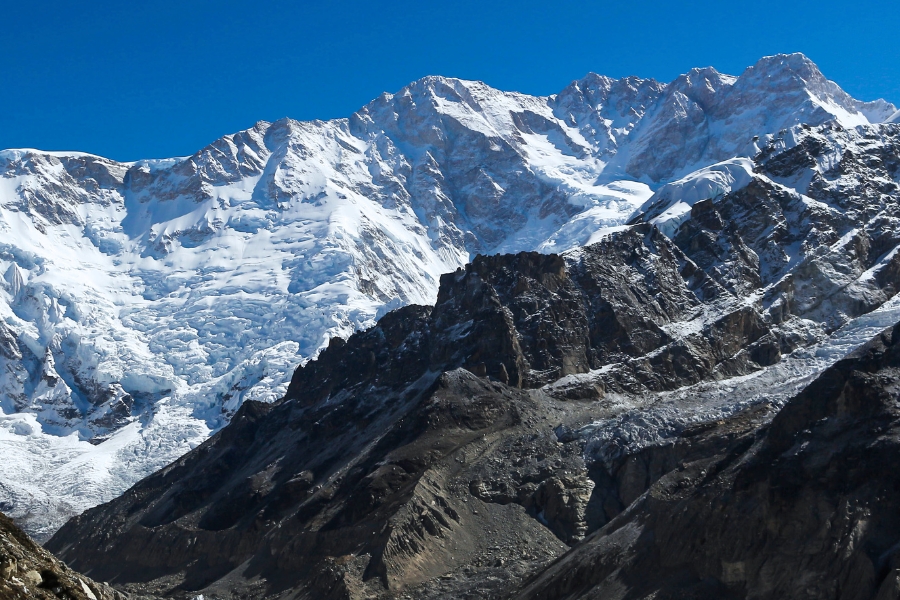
[749, 52, 823, 79]
[386, 74, 491, 102]
[734, 52, 896, 125]
[736, 52, 832, 96]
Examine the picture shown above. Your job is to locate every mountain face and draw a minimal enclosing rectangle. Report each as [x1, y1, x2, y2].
[1, 53, 897, 541]
[518, 322, 900, 600]
[46, 112, 900, 598]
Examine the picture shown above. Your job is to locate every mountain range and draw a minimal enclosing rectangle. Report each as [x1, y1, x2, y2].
[47, 111, 900, 597]
[0, 50, 898, 560]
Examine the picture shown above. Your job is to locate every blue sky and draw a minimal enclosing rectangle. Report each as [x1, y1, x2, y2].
[2, 0, 898, 161]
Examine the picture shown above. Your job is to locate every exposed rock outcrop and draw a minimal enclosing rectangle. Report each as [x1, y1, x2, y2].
[0, 511, 132, 600]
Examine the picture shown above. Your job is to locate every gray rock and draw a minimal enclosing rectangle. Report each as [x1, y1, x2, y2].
[22, 569, 42, 587]
[0, 554, 16, 579]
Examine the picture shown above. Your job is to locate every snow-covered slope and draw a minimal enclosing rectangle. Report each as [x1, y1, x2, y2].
[634, 157, 757, 237]
[0, 53, 895, 539]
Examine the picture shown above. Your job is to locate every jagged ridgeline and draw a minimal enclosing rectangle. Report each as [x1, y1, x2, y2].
[47, 113, 900, 598]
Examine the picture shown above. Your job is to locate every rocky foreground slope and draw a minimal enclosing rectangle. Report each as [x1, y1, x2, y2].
[46, 118, 900, 598]
[0, 510, 130, 600]
[1, 53, 897, 540]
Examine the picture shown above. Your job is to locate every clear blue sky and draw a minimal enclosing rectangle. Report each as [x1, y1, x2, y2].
[2, 0, 898, 161]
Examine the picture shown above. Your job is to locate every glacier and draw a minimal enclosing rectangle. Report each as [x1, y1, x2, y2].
[0, 52, 896, 540]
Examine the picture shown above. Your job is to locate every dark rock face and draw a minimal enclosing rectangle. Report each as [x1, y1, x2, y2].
[431, 252, 586, 387]
[280, 232, 767, 410]
[517, 323, 900, 600]
[48, 366, 575, 599]
[0, 511, 130, 600]
[672, 197, 763, 296]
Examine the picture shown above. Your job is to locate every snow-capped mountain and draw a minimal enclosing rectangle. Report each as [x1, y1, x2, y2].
[46, 119, 900, 598]
[0, 53, 895, 539]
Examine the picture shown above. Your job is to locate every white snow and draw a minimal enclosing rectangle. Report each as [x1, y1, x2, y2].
[636, 158, 755, 235]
